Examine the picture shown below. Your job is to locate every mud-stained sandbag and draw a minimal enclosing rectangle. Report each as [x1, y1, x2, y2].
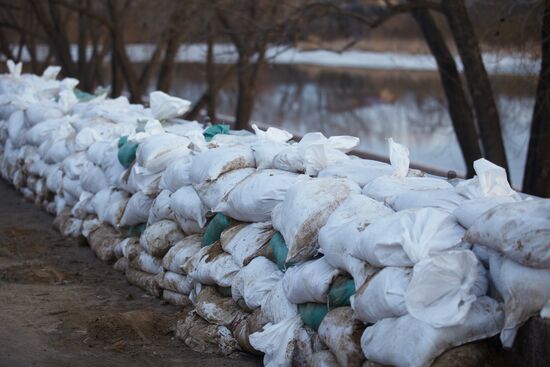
[352, 207, 466, 267]
[129, 251, 164, 274]
[318, 194, 393, 287]
[221, 222, 274, 267]
[360, 297, 504, 367]
[139, 219, 184, 258]
[125, 267, 163, 297]
[231, 256, 283, 309]
[189, 144, 255, 185]
[249, 315, 303, 367]
[162, 289, 192, 306]
[194, 167, 255, 212]
[389, 188, 466, 213]
[147, 189, 174, 224]
[162, 234, 202, 273]
[215, 169, 305, 222]
[195, 286, 248, 326]
[465, 199, 550, 269]
[175, 310, 240, 355]
[283, 257, 340, 304]
[231, 308, 267, 355]
[318, 307, 365, 367]
[113, 257, 128, 273]
[114, 237, 140, 260]
[309, 350, 340, 367]
[452, 196, 517, 229]
[488, 253, 550, 347]
[160, 271, 194, 295]
[184, 241, 240, 287]
[87, 224, 125, 263]
[261, 279, 298, 324]
[351, 267, 409, 324]
[272, 177, 360, 264]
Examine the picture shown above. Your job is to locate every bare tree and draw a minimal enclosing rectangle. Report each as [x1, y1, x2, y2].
[523, 0, 550, 197]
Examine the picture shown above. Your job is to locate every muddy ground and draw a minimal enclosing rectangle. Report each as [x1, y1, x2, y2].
[0, 179, 261, 367]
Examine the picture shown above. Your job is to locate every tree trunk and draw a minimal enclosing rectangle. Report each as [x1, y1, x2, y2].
[235, 58, 255, 130]
[411, 8, 481, 178]
[523, 0, 550, 197]
[156, 35, 179, 92]
[206, 33, 217, 121]
[442, 0, 509, 173]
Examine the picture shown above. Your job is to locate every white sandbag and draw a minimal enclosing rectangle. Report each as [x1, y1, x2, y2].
[389, 188, 466, 213]
[7, 110, 26, 147]
[455, 158, 517, 199]
[194, 167, 255, 211]
[149, 91, 191, 120]
[251, 140, 289, 170]
[465, 199, 550, 268]
[87, 140, 112, 166]
[185, 242, 240, 287]
[62, 176, 83, 199]
[79, 161, 108, 194]
[162, 234, 202, 273]
[139, 219, 184, 257]
[232, 256, 283, 309]
[103, 190, 129, 227]
[272, 132, 359, 174]
[405, 250, 486, 328]
[189, 144, 255, 184]
[130, 251, 164, 274]
[214, 169, 305, 222]
[283, 257, 341, 304]
[318, 158, 393, 187]
[135, 133, 190, 174]
[251, 123, 293, 143]
[170, 185, 207, 228]
[24, 117, 66, 146]
[261, 279, 299, 324]
[147, 189, 174, 224]
[362, 175, 453, 204]
[318, 194, 393, 287]
[119, 190, 154, 227]
[351, 267, 410, 323]
[318, 307, 365, 367]
[158, 159, 192, 192]
[489, 253, 550, 347]
[45, 165, 63, 193]
[272, 177, 360, 264]
[128, 164, 162, 195]
[101, 146, 125, 187]
[361, 296, 503, 367]
[175, 216, 203, 235]
[249, 315, 303, 367]
[221, 222, 274, 267]
[452, 196, 517, 229]
[161, 271, 194, 295]
[352, 207, 466, 267]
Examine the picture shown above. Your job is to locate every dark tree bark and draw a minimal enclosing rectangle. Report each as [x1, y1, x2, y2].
[441, 0, 509, 172]
[523, 0, 550, 197]
[156, 35, 180, 92]
[411, 8, 481, 178]
[206, 31, 216, 121]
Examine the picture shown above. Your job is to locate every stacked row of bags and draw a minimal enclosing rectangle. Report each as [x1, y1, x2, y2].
[0, 60, 548, 367]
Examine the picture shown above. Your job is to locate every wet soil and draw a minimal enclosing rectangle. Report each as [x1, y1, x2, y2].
[0, 179, 261, 367]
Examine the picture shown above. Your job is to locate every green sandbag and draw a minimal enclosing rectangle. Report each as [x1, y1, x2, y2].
[117, 137, 139, 168]
[328, 276, 355, 309]
[299, 303, 329, 331]
[201, 213, 231, 247]
[268, 232, 289, 271]
[203, 124, 230, 142]
[74, 88, 95, 102]
[127, 223, 146, 237]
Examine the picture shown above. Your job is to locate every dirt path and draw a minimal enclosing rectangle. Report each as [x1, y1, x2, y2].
[0, 179, 261, 367]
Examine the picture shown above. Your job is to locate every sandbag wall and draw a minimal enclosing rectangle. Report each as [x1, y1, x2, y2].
[0, 62, 549, 367]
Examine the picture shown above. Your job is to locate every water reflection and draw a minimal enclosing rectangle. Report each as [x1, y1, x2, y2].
[165, 63, 536, 188]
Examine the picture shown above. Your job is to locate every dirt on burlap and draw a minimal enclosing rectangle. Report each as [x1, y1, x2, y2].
[0, 179, 260, 367]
